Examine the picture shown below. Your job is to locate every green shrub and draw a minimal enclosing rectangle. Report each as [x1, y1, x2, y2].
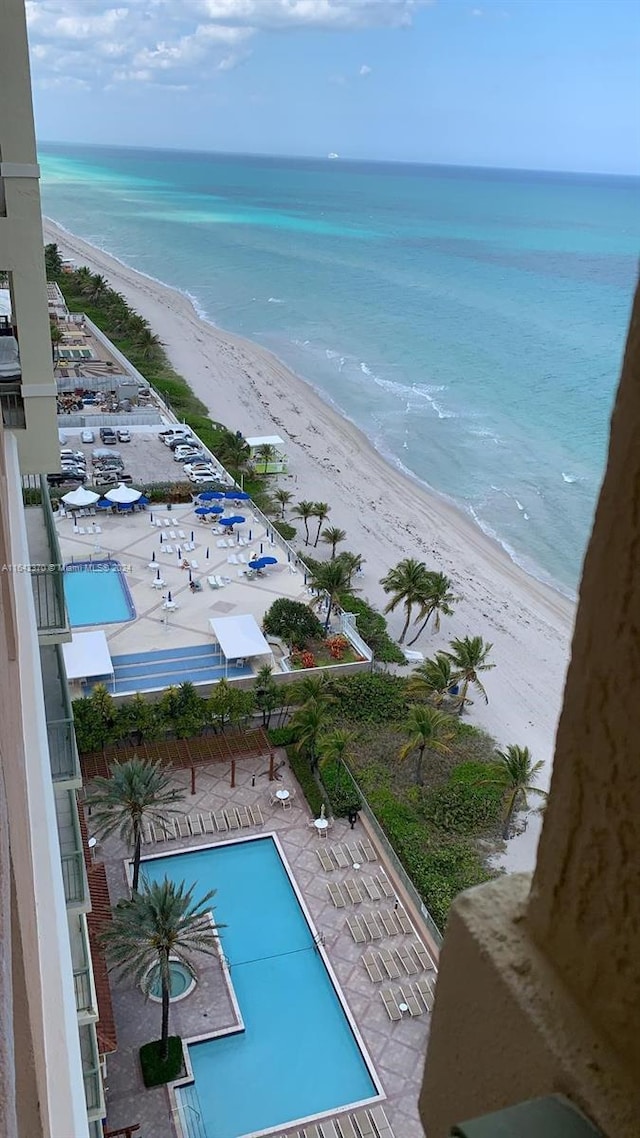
[425, 761, 503, 835]
[139, 1037, 184, 1087]
[267, 725, 298, 747]
[338, 595, 405, 664]
[320, 759, 361, 817]
[287, 749, 325, 815]
[263, 598, 325, 650]
[327, 672, 408, 724]
[272, 520, 297, 542]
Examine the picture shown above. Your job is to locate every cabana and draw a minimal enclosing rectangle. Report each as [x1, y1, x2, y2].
[208, 614, 274, 675]
[62, 630, 114, 686]
[245, 434, 287, 474]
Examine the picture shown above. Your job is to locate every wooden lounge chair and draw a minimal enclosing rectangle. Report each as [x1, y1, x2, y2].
[379, 910, 400, 937]
[200, 812, 215, 834]
[176, 816, 191, 839]
[363, 912, 383, 940]
[328, 882, 347, 908]
[363, 877, 382, 901]
[410, 940, 433, 971]
[330, 845, 350, 869]
[399, 985, 423, 1016]
[376, 873, 394, 899]
[159, 818, 177, 841]
[189, 814, 203, 836]
[142, 822, 155, 844]
[380, 987, 402, 1022]
[212, 810, 228, 832]
[352, 1110, 376, 1138]
[395, 907, 412, 935]
[334, 1116, 359, 1138]
[249, 803, 264, 826]
[345, 842, 361, 864]
[343, 878, 363, 904]
[395, 944, 419, 976]
[347, 915, 367, 944]
[368, 1104, 395, 1137]
[316, 847, 334, 872]
[360, 838, 377, 862]
[379, 947, 402, 980]
[225, 809, 240, 831]
[414, 977, 434, 1013]
[236, 805, 252, 828]
[361, 952, 384, 983]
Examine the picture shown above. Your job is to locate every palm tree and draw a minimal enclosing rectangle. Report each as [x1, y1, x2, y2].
[407, 654, 456, 707]
[318, 727, 353, 770]
[290, 699, 328, 770]
[444, 636, 495, 714]
[85, 273, 109, 302]
[408, 571, 457, 644]
[339, 550, 365, 586]
[312, 502, 330, 547]
[86, 757, 184, 893]
[102, 877, 221, 1061]
[380, 558, 430, 644]
[274, 488, 293, 519]
[50, 320, 63, 363]
[321, 525, 347, 558]
[293, 500, 316, 545]
[254, 663, 279, 728]
[482, 745, 547, 839]
[218, 432, 250, 478]
[134, 326, 162, 361]
[308, 558, 354, 632]
[255, 443, 276, 472]
[398, 705, 455, 785]
[296, 671, 334, 707]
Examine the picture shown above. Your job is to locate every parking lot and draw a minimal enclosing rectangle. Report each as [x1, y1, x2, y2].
[53, 427, 210, 490]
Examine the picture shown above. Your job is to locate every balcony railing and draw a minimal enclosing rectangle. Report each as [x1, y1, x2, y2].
[0, 382, 26, 428]
[47, 718, 80, 783]
[79, 1023, 104, 1117]
[30, 476, 69, 638]
[61, 850, 86, 907]
[73, 965, 95, 1016]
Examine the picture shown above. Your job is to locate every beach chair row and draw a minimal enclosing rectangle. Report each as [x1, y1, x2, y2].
[346, 907, 413, 941]
[143, 804, 264, 843]
[287, 1102, 395, 1138]
[380, 976, 436, 1021]
[316, 839, 377, 872]
[327, 874, 395, 908]
[361, 940, 433, 983]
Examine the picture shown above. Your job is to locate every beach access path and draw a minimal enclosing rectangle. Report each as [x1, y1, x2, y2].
[44, 218, 577, 874]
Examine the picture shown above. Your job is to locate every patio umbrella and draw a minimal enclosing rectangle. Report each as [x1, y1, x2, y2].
[96, 499, 112, 510]
[104, 483, 142, 504]
[138, 495, 150, 506]
[116, 502, 134, 512]
[226, 515, 246, 525]
[208, 504, 224, 515]
[160, 532, 164, 543]
[62, 486, 100, 508]
[248, 560, 262, 571]
[190, 531, 194, 541]
[196, 491, 218, 502]
[155, 569, 162, 581]
[205, 548, 210, 559]
[195, 507, 210, 516]
[260, 556, 278, 566]
[219, 517, 235, 527]
[224, 489, 250, 500]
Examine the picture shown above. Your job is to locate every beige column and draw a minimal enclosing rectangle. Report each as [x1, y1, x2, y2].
[419, 282, 640, 1138]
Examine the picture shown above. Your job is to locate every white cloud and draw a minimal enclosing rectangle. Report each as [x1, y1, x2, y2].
[359, 64, 372, 77]
[26, 0, 430, 90]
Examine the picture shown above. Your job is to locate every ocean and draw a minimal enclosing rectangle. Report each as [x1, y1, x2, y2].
[38, 143, 640, 594]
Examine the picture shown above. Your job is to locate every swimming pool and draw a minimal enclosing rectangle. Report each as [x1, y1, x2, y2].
[141, 837, 378, 1138]
[63, 559, 135, 627]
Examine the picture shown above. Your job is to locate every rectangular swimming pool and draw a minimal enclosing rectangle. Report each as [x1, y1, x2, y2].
[63, 559, 135, 627]
[141, 837, 378, 1138]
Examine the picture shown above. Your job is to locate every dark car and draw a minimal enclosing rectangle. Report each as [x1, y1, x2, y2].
[99, 426, 117, 444]
[47, 470, 86, 486]
[168, 435, 196, 451]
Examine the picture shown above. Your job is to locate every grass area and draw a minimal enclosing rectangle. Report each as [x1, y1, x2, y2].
[139, 1037, 185, 1087]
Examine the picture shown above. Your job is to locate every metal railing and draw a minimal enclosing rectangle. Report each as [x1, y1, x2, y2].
[47, 718, 80, 782]
[31, 476, 68, 636]
[83, 1064, 102, 1115]
[73, 965, 94, 1015]
[61, 850, 86, 906]
[0, 384, 26, 428]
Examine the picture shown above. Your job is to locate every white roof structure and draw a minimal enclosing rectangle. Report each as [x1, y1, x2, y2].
[209, 614, 272, 662]
[61, 486, 100, 508]
[104, 483, 142, 504]
[245, 435, 285, 450]
[62, 631, 113, 681]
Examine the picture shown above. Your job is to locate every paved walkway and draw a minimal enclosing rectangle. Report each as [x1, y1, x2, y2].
[93, 752, 430, 1138]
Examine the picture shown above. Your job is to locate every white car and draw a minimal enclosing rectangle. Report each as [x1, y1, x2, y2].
[184, 462, 215, 474]
[81, 429, 95, 444]
[60, 448, 85, 464]
[174, 449, 203, 463]
[187, 472, 216, 484]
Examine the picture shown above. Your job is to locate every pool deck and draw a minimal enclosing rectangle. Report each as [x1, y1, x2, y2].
[54, 501, 310, 689]
[93, 751, 431, 1138]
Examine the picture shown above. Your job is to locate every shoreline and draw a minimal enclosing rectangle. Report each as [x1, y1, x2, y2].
[44, 216, 576, 872]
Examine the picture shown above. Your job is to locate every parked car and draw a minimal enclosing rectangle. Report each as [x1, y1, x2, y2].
[60, 449, 85, 464]
[184, 462, 215, 474]
[159, 427, 192, 444]
[93, 471, 119, 489]
[118, 473, 135, 485]
[174, 450, 204, 463]
[99, 426, 117, 444]
[168, 435, 196, 451]
[116, 428, 131, 442]
[92, 447, 122, 465]
[58, 430, 67, 445]
[47, 472, 83, 487]
[81, 429, 95, 443]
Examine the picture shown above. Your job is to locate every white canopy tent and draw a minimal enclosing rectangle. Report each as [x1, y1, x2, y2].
[61, 486, 100, 508]
[62, 630, 114, 683]
[209, 614, 273, 673]
[104, 483, 142, 504]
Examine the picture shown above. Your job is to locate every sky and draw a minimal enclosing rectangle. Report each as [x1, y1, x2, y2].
[26, 0, 640, 174]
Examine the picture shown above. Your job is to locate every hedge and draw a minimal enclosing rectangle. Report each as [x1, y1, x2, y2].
[287, 749, 325, 816]
[139, 1037, 184, 1087]
[326, 672, 409, 724]
[320, 758, 361, 818]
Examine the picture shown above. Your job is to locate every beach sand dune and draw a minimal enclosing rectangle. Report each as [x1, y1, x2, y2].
[44, 218, 576, 872]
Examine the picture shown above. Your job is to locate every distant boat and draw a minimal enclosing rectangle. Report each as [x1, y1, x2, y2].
[328, 152, 339, 160]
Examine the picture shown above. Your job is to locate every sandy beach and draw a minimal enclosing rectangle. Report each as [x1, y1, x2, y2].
[44, 217, 576, 872]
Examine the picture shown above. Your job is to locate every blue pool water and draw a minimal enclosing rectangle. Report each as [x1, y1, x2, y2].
[141, 838, 376, 1138]
[63, 559, 135, 627]
[82, 644, 254, 695]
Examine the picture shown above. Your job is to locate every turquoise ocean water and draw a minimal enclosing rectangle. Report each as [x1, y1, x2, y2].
[38, 143, 640, 593]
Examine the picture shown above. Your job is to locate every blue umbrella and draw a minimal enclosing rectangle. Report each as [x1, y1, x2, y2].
[219, 517, 234, 527]
[226, 490, 250, 501]
[138, 495, 150, 505]
[260, 556, 278, 565]
[248, 560, 262, 570]
[197, 491, 218, 502]
[96, 499, 112, 510]
[195, 507, 210, 516]
[225, 514, 245, 525]
[117, 502, 134, 512]
[208, 504, 224, 514]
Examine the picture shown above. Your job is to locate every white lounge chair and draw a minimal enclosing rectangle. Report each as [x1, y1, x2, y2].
[178, 530, 186, 539]
[216, 539, 227, 548]
[191, 559, 198, 569]
[207, 576, 220, 589]
[169, 531, 177, 540]
[228, 554, 239, 564]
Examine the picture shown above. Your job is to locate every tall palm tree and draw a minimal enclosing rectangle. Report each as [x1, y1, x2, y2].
[134, 326, 162, 361]
[321, 525, 347, 558]
[308, 559, 354, 631]
[407, 654, 456, 708]
[398, 705, 455, 785]
[86, 757, 183, 893]
[255, 443, 276, 472]
[318, 727, 353, 770]
[102, 877, 220, 1061]
[293, 500, 316, 545]
[296, 671, 334, 706]
[444, 636, 495, 714]
[290, 699, 328, 770]
[254, 663, 279, 728]
[483, 745, 547, 839]
[408, 571, 457, 644]
[85, 273, 109, 302]
[312, 502, 330, 547]
[339, 550, 365, 586]
[274, 488, 293, 518]
[380, 558, 430, 644]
